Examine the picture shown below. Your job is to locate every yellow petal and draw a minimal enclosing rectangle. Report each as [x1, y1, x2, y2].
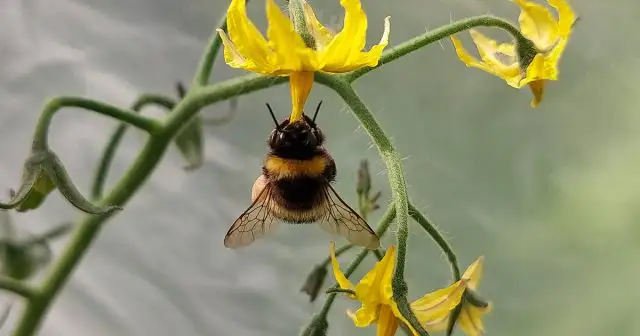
[324, 0, 367, 55]
[350, 302, 380, 327]
[266, 0, 319, 72]
[301, 0, 335, 49]
[528, 80, 545, 107]
[469, 30, 520, 79]
[512, 0, 559, 49]
[217, 29, 248, 68]
[376, 305, 399, 336]
[421, 314, 449, 332]
[225, 0, 273, 71]
[355, 245, 395, 304]
[461, 256, 484, 290]
[410, 280, 466, 323]
[329, 16, 391, 72]
[321, 0, 390, 72]
[546, 37, 569, 71]
[458, 303, 492, 336]
[329, 241, 356, 294]
[548, 0, 577, 37]
[289, 71, 315, 122]
[450, 35, 520, 85]
[469, 30, 513, 68]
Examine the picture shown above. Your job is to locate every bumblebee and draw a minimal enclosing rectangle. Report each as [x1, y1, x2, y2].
[224, 102, 380, 250]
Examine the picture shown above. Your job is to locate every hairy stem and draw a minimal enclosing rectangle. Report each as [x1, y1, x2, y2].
[318, 76, 428, 335]
[32, 97, 163, 151]
[346, 15, 525, 81]
[10, 73, 290, 336]
[408, 202, 461, 281]
[91, 94, 175, 199]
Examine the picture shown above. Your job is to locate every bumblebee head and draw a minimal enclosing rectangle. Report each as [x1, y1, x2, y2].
[266, 102, 325, 158]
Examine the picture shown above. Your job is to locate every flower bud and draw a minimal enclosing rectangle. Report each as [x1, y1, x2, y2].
[356, 160, 371, 196]
[300, 264, 328, 302]
[0, 240, 50, 280]
[0, 150, 120, 214]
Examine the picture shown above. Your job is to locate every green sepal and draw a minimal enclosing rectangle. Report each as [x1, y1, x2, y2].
[288, 0, 316, 49]
[356, 159, 372, 196]
[0, 241, 50, 281]
[515, 36, 538, 75]
[303, 314, 328, 336]
[465, 288, 490, 308]
[300, 264, 328, 302]
[172, 81, 204, 171]
[174, 115, 205, 171]
[446, 300, 463, 336]
[45, 152, 121, 215]
[0, 150, 120, 214]
[0, 151, 55, 211]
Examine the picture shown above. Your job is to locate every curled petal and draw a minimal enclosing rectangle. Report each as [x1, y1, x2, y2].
[410, 280, 466, 323]
[329, 242, 356, 294]
[355, 245, 395, 304]
[225, 0, 273, 72]
[376, 305, 399, 336]
[450, 35, 520, 86]
[349, 302, 379, 327]
[301, 0, 336, 49]
[266, 0, 318, 72]
[468, 30, 520, 81]
[512, 0, 559, 49]
[461, 256, 485, 290]
[458, 303, 492, 336]
[548, 0, 577, 37]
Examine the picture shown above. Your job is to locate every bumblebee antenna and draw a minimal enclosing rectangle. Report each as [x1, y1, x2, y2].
[312, 100, 323, 123]
[266, 103, 279, 128]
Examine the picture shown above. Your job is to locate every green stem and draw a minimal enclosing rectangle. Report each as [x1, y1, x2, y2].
[300, 205, 396, 336]
[319, 77, 427, 335]
[408, 202, 461, 281]
[191, 14, 229, 87]
[90, 94, 175, 199]
[10, 74, 288, 336]
[345, 15, 524, 82]
[32, 97, 163, 151]
[163, 74, 288, 136]
[0, 278, 37, 300]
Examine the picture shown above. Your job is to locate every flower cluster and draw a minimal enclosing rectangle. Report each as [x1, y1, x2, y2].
[217, 0, 390, 121]
[217, 0, 576, 334]
[451, 0, 576, 107]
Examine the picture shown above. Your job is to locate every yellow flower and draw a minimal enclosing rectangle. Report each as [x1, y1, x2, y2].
[217, 0, 390, 121]
[450, 0, 576, 107]
[329, 242, 466, 335]
[428, 257, 492, 336]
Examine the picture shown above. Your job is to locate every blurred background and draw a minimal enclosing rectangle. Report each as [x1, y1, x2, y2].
[1, 0, 638, 335]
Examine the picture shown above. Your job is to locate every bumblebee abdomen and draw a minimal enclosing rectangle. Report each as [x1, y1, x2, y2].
[264, 153, 328, 179]
[274, 177, 325, 210]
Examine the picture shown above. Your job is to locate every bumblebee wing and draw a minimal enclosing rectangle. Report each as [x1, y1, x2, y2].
[224, 183, 279, 249]
[318, 184, 380, 249]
